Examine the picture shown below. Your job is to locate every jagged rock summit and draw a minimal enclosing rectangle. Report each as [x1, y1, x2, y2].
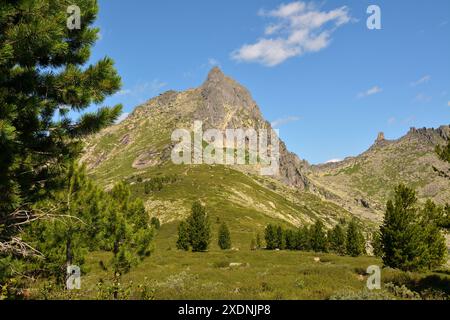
[196, 67, 264, 129]
[376, 132, 385, 143]
[82, 67, 310, 189]
[309, 124, 450, 220]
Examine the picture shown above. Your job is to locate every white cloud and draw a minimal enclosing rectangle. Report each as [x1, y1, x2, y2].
[410, 75, 431, 87]
[232, 1, 352, 66]
[265, 24, 283, 35]
[326, 158, 342, 164]
[118, 79, 168, 98]
[115, 112, 129, 124]
[414, 93, 432, 103]
[271, 116, 301, 127]
[447, 101, 450, 107]
[117, 89, 131, 96]
[264, 1, 307, 18]
[387, 117, 396, 125]
[357, 86, 383, 98]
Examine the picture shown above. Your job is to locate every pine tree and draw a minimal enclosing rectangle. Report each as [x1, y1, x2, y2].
[0, 0, 123, 258]
[296, 226, 311, 251]
[328, 223, 346, 255]
[310, 221, 327, 252]
[218, 222, 231, 250]
[176, 221, 190, 251]
[276, 225, 285, 250]
[100, 182, 153, 298]
[372, 231, 383, 258]
[24, 162, 106, 283]
[380, 184, 428, 271]
[420, 200, 447, 269]
[264, 224, 277, 250]
[186, 201, 210, 252]
[346, 220, 365, 257]
[284, 229, 296, 250]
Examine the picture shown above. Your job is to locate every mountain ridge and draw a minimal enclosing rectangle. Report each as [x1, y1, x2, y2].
[308, 125, 450, 221]
[82, 67, 310, 190]
[81, 67, 450, 228]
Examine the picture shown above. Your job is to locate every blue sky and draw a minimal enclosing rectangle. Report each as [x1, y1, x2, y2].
[87, 0, 450, 164]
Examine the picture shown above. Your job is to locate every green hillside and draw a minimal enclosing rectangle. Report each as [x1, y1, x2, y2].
[309, 126, 450, 221]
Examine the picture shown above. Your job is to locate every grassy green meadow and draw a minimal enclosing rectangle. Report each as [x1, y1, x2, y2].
[30, 219, 450, 300]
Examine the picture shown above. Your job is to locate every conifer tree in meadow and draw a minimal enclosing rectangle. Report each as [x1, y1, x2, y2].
[380, 185, 428, 271]
[100, 182, 153, 299]
[328, 223, 346, 256]
[177, 221, 190, 251]
[218, 222, 231, 250]
[264, 224, 277, 250]
[310, 220, 327, 253]
[346, 220, 365, 257]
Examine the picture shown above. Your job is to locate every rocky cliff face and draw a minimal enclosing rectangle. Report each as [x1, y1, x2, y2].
[308, 125, 450, 221]
[82, 67, 309, 189]
[197, 67, 263, 128]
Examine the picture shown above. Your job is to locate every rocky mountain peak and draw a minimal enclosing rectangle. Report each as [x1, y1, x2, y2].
[205, 66, 226, 83]
[84, 67, 310, 190]
[370, 131, 389, 149]
[197, 68, 262, 128]
[376, 132, 385, 143]
[405, 125, 450, 144]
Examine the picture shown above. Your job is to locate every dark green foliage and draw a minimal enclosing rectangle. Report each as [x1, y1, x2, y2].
[328, 223, 346, 255]
[150, 217, 161, 230]
[143, 175, 179, 194]
[284, 229, 297, 250]
[23, 163, 106, 282]
[187, 201, 211, 252]
[176, 221, 190, 251]
[346, 220, 365, 257]
[264, 224, 277, 250]
[0, 0, 122, 260]
[176, 201, 211, 252]
[310, 221, 327, 253]
[379, 185, 447, 271]
[276, 225, 285, 250]
[264, 223, 330, 253]
[420, 200, 447, 269]
[296, 226, 311, 251]
[380, 185, 428, 271]
[100, 182, 153, 283]
[144, 179, 163, 194]
[372, 231, 383, 258]
[22, 172, 154, 290]
[218, 222, 231, 250]
[265, 224, 320, 252]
